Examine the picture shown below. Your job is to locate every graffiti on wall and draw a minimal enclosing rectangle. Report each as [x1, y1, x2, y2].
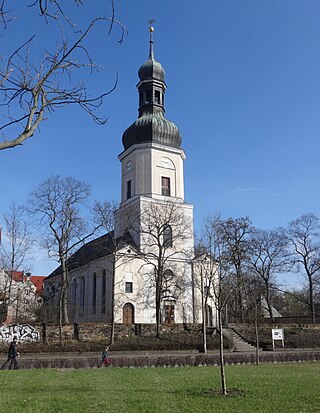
[0, 324, 40, 343]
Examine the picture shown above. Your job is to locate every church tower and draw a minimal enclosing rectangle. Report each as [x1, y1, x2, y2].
[115, 26, 194, 256]
[113, 26, 195, 325]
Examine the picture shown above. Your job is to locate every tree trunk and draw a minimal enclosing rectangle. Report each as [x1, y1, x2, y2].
[201, 269, 207, 353]
[155, 285, 161, 337]
[254, 303, 260, 366]
[61, 257, 69, 324]
[61, 283, 69, 324]
[308, 276, 316, 324]
[58, 288, 63, 347]
[236, 265, 245, 323]
[218, 307, 227, 395]
[110, 256, 116, 345]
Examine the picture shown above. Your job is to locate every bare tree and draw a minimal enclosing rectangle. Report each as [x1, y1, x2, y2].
[201, 215, 234, 396]
[248, 228, 290, 321]
[29, 175, 101, 341]
[218, 217, 252, 323]
[0, 1, 127, 150]
[0, 203, 32, 321]
[286, 213, 320, 324]
[137, 201, 192, 337]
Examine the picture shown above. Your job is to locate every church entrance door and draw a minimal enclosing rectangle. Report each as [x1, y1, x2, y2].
[123, 303, 134, 324]
[164, 304, 175, 324]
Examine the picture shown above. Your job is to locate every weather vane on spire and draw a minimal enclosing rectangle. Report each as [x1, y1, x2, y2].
[148, 18, 156, 30]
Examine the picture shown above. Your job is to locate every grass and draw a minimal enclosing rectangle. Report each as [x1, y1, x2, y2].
[0, 362, 320, 412]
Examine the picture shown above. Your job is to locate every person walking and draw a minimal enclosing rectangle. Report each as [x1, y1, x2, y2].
[101, 346, 111, 367]
[1, 337, 19, 370]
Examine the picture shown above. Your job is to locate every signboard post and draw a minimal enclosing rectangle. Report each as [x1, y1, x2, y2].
[272, 328, 284, 348]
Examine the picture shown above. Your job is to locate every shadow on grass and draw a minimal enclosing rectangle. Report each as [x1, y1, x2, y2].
[175, 388, 247, 399]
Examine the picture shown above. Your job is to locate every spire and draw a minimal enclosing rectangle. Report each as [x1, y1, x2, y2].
[148, 19, 155, 60]
[149, 26, 154, 60]
[138, 20, 164, 83]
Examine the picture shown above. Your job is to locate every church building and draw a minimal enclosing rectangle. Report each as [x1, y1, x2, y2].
[45, 27, 216, 328]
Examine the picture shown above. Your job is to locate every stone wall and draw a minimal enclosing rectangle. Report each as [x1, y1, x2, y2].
[40, 323, 201, 342]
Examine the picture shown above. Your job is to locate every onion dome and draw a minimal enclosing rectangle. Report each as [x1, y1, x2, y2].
[122, 113, 181, 150]
[122, 26, 182, 151]
[138, 59, 165, 82]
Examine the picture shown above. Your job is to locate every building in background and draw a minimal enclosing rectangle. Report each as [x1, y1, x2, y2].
[0, 270, 45, 323]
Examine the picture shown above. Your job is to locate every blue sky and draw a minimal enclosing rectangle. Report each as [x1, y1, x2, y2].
[1, 1, 320, 279]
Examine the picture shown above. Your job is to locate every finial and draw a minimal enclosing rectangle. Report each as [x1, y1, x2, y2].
[147, 18, 156, 60]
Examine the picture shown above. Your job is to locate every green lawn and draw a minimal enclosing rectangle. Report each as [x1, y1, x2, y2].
[1, 363, 319, 413]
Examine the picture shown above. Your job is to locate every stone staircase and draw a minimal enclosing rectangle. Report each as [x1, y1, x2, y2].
[223, 328, 256, 352]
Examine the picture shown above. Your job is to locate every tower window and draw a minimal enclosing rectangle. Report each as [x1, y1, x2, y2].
[126, 180, 132, 199]
[139, 92, 143, 106]
[145, 90, 152, 104]
[161, 177, 171, 196]
[155, 90, 161, 104]
[125, 282, 133, 294]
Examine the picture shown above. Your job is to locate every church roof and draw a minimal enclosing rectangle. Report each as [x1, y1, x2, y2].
[138, 57, 165, 82]
[122, 113, 181, 150]
[46, 231, 137, 279]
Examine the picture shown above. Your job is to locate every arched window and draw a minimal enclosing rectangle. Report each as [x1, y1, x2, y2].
[80, 277, 85, 314]
[163, 224, 173, 247]
[71, 279, 77, 306]
[123, 303, 134, 325]
[92, 272, 97, 314]
[101, 269, 107, 314]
